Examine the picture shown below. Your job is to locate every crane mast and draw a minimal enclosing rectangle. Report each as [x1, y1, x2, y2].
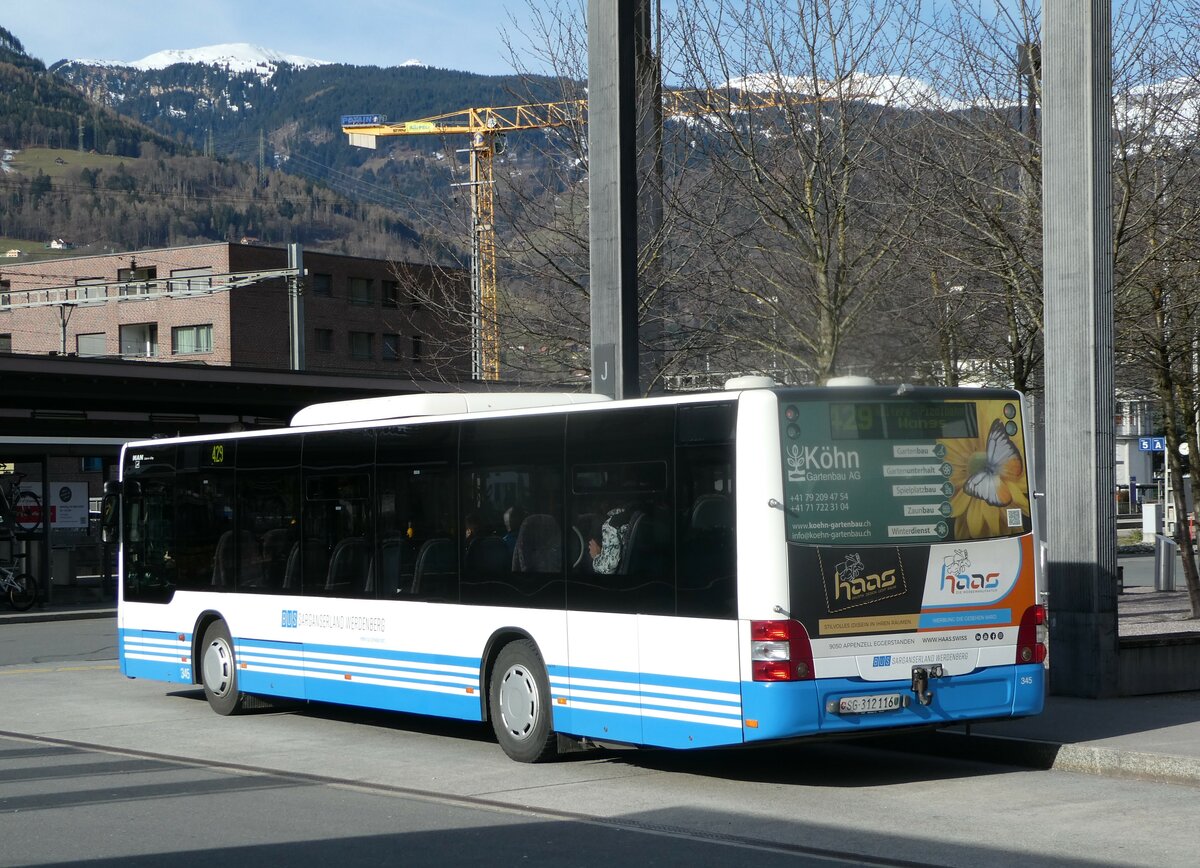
[342, 89, 834, 381]
[342, 102, 587, 381]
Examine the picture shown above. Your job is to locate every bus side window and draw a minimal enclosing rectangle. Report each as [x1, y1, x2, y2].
[174, 441, 236, 594]
[676, 443, 736, 619]
[237, 435, 301, 594]
[567, 405, 675, 615]
[302, 429, 375, 599]
[377, 422, 458, 601]
[459, 414, 564, 609]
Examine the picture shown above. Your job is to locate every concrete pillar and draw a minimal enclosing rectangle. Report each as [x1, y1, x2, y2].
[1042, 1, 1119, 696]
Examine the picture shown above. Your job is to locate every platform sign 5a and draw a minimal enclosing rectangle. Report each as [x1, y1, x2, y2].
[1139, 436, 1167, 451]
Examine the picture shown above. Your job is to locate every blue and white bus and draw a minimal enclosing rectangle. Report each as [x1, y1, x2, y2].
[106, 379, 1045, 762]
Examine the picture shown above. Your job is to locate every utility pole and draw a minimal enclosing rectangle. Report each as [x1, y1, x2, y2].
[58, 303, 75, 354]
[288, 243, 305, 371]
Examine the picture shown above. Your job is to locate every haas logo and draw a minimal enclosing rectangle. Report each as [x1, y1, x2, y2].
[834, 553, 897, 602]
[940, 548, 1001, 594]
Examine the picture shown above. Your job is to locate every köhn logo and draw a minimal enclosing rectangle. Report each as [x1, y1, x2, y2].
[787, 444, 861, 481]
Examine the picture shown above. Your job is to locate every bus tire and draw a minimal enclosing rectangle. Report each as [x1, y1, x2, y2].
[200, 620, 248, 716]
[489, 639, 557, 763]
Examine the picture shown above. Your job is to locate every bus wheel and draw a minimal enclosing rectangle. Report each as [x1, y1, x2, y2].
[489, 639, 557, 763]
[200, 621, 247, 716]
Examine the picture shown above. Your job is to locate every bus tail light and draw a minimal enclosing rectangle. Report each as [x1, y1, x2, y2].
[1016, 604, 1047, 665]
[751, 619, 815, 682]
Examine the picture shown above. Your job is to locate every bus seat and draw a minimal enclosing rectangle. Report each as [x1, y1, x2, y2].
[213, 529, 259, 588]
[326, 537, 370, 594]
[690, 493, 732, 531]
[261, 528, 294, 588]
[616, 512, 645, 574]
[373, 535, 409, 595]
[512, 514, 561, 573]
[412, 537, 456, 599]
[282, 542, 301, 590]
[465, 534, 510, 578]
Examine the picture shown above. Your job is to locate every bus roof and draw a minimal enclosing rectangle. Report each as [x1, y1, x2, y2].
[289, 392, 612, 427]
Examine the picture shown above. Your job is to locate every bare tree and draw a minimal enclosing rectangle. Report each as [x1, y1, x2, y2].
[1109, 0, 1200, 616]
[894, 1, 1045, 392]
[497, 0, 734, 391]
[659, 0, 930, 385]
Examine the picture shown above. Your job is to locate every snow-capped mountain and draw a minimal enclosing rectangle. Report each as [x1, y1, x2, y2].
[69, 43, 330, 78]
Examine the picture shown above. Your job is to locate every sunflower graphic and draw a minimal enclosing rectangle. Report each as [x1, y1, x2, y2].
[944, 419, 1030, 539]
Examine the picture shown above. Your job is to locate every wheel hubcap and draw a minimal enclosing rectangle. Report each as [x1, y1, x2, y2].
[203, 638, 233, 697]
[498, 664, 538, 740]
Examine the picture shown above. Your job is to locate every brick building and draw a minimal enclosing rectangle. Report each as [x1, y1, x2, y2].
[0, 242, 471, 379]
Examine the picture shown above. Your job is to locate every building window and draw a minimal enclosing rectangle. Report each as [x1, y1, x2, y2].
[382, 333, 401, 361]
[349, 277, 372, 305]
[118, 265, 157, 297]
[76, 333, 106, 357]
[119, 323, 158, 357]
[0, 333, 11, 353]
[169, 266, 213, 294]
[311, 273, 333, 297]
[350, 331, 373, 360]
[412, 334, 423, 363]
[0, 279, 9, 309]
[382, 280, 399, 308]
[172, 324, 213, 355]
[314, 328, 334, 352]
[75, 277, 106, 302]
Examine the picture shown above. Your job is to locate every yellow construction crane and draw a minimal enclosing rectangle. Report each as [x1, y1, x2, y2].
[341, 89, 837, 380]
[342, 102, 587, 381]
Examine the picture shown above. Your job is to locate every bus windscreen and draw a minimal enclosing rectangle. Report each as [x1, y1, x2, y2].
[780, 397, 1031, 545]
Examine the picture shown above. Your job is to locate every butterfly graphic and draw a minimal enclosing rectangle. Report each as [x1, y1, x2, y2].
[963, 420, 1024, 507]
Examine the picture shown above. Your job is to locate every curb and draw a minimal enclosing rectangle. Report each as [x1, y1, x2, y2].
[876, 729, 1200, 789]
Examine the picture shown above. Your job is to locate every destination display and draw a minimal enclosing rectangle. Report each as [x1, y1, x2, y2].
[780, 398, 1031, 544]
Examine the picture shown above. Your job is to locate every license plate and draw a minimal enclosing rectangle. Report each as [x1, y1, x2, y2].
[837, 693, 902, 714]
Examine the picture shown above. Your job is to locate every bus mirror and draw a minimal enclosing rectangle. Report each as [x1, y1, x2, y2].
[103, 480, 121, 496]
[100, 493, 119, 544]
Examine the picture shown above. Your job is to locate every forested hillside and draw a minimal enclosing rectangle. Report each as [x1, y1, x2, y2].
[0, 29, 435, 261]
[50, 57, 575, 208]
[0, 26, 178, 158]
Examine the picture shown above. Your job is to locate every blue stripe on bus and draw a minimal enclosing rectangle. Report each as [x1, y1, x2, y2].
[233, 635, 486, 722]
[295, 639, 480, 670]
[564, 665, 741, 699]
[119, 629, 193, 684]
[918, 609, 1012, 629]
[547, 665, 743, 749]
[740, 663, 1044, 742]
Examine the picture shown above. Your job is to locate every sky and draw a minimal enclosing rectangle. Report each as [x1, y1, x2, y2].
[3, 0, 536, 74]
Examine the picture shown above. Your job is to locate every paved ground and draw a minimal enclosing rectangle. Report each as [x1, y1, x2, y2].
[4, 563, 1200, 792]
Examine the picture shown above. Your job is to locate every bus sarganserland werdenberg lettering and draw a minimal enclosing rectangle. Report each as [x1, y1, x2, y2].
[105, 380, 1045, 762]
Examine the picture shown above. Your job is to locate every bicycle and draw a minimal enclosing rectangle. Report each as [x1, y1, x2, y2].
[0, 553, 37, 611]
[0, 472, 42, 535]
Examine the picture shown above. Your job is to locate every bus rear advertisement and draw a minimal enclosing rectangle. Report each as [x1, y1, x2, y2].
[107, 382, 1045, 762]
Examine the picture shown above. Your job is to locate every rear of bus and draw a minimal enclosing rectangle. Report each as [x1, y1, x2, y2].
[739, 386, 1045, 741]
